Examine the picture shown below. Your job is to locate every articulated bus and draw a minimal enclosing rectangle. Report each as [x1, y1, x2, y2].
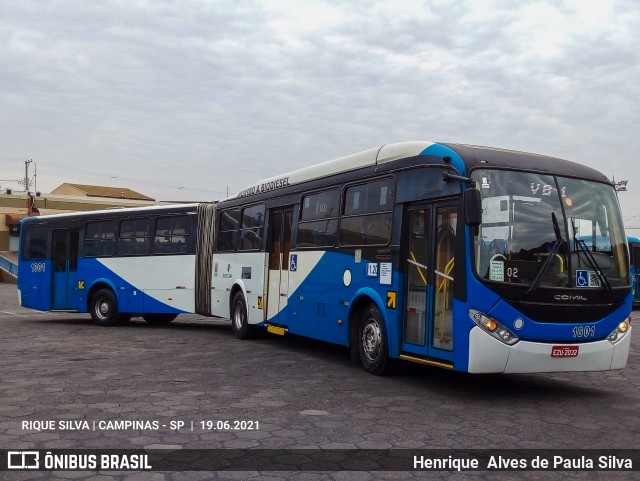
[18, 204, 198, 325]
[18, 142, 633, 374]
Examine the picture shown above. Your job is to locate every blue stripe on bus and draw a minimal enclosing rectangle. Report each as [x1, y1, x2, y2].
[419, 144, 466, 175]
[79, 259, 186, 314]
[270, 251, 400, 350]
[19, 258, 187, 315]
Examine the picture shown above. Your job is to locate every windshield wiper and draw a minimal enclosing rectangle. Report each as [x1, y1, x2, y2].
[571, 219, 613, 298]
[525, 212, 565, 296]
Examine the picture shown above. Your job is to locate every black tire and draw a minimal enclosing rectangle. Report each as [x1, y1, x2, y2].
[358, 303, 394, 376]
[231, 292, 255, 339]
[142, 314, 178, 324]
[90, 288, 124, 326]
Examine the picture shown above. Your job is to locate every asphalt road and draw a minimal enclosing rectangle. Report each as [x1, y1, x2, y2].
[0, 283, 639, 480]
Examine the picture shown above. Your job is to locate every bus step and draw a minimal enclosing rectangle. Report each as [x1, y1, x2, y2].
[266, 325, 287, 336]
[399, 354, 454, 370]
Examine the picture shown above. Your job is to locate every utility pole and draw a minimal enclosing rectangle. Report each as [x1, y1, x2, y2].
[24, 159, 33, 193]
[24, 159, 35, 216]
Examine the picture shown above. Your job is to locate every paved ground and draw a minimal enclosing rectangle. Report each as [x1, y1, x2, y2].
[0, 283, 639, 480]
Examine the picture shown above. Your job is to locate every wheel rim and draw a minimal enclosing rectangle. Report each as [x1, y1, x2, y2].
[233, 302, 244, 331]
[362, 319, 382, 361]
[95, 297, 109, 320]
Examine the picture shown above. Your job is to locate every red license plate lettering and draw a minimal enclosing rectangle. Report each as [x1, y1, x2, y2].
[551, 346, 579, 358]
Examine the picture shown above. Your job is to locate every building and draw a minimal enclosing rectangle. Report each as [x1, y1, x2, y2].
[51, 183, 155, 202]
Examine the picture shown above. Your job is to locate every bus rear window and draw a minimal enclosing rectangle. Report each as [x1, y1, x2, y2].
[24, 226, 47, 260]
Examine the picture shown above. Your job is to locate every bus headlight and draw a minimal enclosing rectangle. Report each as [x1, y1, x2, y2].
[469, 309, 519, 346]
[607, 317, 631, 344]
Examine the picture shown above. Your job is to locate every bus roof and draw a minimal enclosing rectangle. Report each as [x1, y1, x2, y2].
[19, 203, 200, 226]
[233, 141, 611, 200]
[442, 143, 610, 183]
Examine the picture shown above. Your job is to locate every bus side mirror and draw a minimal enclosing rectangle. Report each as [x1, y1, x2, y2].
[464, 188, 482, 226]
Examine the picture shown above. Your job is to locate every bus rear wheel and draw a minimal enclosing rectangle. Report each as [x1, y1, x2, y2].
[358, 303, 394, 376]
[90, 288, 125, 326]
[143, 314, 178, 324]
[231, 292, 255, 339]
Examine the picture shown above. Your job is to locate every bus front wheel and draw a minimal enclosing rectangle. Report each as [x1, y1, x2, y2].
[231, 292, 255, 339]
[358, 303, 394, 376]
[90, 289, 124, 326]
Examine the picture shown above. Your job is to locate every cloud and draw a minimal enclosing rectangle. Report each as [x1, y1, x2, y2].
[0, 0, 639, 223]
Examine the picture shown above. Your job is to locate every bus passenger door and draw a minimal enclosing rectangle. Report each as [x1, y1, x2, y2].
[266, 208, 293, 326]
[402, 204, 456, 362]
[52, 229, 79, 310]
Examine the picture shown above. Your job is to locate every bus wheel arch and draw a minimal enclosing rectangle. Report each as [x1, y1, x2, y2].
[348, 292, 395, 375]
[230, 290, 256, 339]
[89, 285, 124, 326]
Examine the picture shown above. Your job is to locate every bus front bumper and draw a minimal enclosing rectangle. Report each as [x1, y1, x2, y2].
[468, 326, 632, 373]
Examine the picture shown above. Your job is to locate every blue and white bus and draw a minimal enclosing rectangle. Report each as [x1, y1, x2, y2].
[18, 142, 633, 374]
[18, 204, 198, 325]
[203, 142, 632, 374]
[628, 237, 640, 306]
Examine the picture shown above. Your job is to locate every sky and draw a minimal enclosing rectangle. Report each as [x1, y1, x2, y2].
[1, 0, 639, 228]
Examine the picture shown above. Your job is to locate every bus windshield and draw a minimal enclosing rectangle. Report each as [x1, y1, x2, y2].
[472, 169, 630, 290]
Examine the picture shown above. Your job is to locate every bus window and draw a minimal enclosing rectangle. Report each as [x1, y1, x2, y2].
[238, 204, 265, 251]
[84, 221, 117, 257]
[433, 206, 456, 351]
[297, 189, 339, 248]
[24, 226, 47, 260]
[217, 209, 241, 251]
[634, 247, 640, 269]
[119, 218, 152, 256]
[405, 209, 428, 345]
[154, 216, 190, 254]
[340, 178, 394, 246]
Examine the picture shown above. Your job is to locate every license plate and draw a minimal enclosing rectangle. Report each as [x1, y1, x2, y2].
[551, 346, 579, 358]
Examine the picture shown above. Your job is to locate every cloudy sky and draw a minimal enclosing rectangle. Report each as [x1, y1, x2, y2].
[1, 0, 639, 227]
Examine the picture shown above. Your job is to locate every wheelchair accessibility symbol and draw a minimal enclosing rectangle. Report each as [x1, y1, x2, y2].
[576, 270, 589, 287]
[290, 254, 297, 272]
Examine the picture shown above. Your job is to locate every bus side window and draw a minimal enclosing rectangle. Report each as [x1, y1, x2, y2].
[238, 204, 265, 251]
[634, 247, 640, 269]
[297, 189, 339, 248]
[339, 178, 394, 246]
[119, 218, 151, 256]
[154, 216, 190, 255]
[216, 209, 241, 252]
[83, 221, 116, 257]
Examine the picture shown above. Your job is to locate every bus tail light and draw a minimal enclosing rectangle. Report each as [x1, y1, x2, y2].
[607, 317, 631, 344]
[469, 309, 519, 346]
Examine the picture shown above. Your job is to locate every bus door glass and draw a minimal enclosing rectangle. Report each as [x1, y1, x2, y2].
[403, 204, 456, 361]
[52, 229, 79, 310]
[266, 208, 293, 325]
